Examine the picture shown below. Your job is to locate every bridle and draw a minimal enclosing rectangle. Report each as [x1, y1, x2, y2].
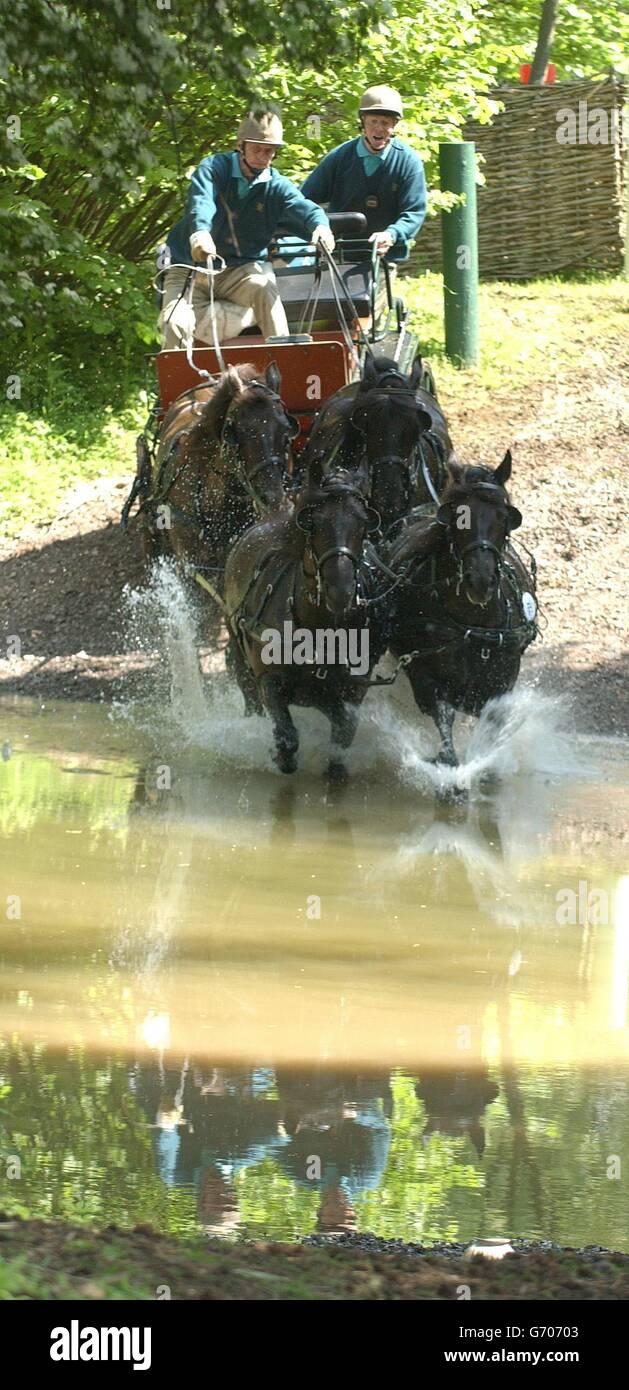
[437, 481, 522, 594]
[220, 379, 296, 508]
[295, 477, 379, 601]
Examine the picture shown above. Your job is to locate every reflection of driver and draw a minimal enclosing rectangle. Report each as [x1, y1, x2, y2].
[133, 1063, 284, 1189]
[302, 86, 427, 263]
[275, 1069, 392, 1231]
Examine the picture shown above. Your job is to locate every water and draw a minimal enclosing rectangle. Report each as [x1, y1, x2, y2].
[0, 566, 628, 1246]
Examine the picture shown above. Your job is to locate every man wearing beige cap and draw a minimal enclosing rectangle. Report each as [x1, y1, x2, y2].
[160, 102, 334, 347]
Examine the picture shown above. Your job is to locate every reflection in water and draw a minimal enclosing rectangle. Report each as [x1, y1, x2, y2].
[0, 699, 628, 1247]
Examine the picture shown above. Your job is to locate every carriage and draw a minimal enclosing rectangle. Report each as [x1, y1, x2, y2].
[152, 212, 429, 451]
[124, 213, 537, 782]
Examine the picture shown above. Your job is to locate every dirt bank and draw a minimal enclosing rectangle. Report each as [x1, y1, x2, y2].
[1, 1214, 629, 1300]
[1, 341, 627, 733]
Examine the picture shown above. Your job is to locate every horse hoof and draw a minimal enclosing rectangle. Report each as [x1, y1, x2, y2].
[437, 782, 468, 805]
[274, 749, 297, 775]
[327, 759, 348, 785]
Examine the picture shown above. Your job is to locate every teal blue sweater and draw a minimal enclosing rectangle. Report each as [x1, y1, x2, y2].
[167, 151, 328, 268]
[301, 138, 426, 262]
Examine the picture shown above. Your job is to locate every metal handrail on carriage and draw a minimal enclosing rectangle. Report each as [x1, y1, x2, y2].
[269, 210, 405, 359]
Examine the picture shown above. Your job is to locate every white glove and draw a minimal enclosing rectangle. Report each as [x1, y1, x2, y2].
[369, 231, 395, 257]
[311, 224, 335, 254]
[190, 230, 217, 263]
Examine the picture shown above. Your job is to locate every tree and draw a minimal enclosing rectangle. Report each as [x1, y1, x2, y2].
[530, 0, 561, 83]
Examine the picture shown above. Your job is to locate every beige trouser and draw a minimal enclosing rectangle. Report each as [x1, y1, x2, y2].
[159, 262, 289, 348]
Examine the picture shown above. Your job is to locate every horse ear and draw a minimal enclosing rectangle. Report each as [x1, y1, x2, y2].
[494, 449, 512, 485]
[226, 365, 244, 396]
[351, 402, 369, 434]
[360, 354, 378, 392]
[416, 408, 432, 434]
[222, 412, 237, 447]
[265, 359, 281, 394]
[410, 357, 424, 391]
[305, 456, 324, 489]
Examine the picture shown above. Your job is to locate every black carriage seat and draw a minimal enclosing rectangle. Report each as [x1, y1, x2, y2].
[271, 211, 377, 331]
[274, 262, 372, 326]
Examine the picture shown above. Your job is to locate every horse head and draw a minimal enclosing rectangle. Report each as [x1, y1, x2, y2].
[349, 356, 432, 529]
[437, 452, 522, 606]
[294, 465, 379, 623]
[217, 361, 299, 512]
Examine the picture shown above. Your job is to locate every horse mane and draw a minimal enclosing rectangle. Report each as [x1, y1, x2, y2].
[201, 363, 262, 437]
[441, 462, 508, 503]
[353, 388, 419, 425]
[360, 355, 410, 392]
[296, 466, 367, 511]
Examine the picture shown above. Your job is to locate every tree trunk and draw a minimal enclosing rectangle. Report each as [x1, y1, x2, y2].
[530, 0, 560, 84]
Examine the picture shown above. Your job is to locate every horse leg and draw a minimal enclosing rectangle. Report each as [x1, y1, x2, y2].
[405, 665, 458, 768]
[140, 514, 162, 567]
[433, 697, 458, 767]
[225, 635, 264, 717]
[259, 674, 299, 774]
[326, 693, 360, 785]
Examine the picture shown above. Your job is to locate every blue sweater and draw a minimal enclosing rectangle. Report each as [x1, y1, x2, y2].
[301, 138, 427, 262]
[167, 151, 329, 268]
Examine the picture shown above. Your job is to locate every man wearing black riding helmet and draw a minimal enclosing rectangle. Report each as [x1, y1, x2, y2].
[301, 85, 427, 262]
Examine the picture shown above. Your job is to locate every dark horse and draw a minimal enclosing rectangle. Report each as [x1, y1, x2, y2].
[301, 354, 453, 533]
[140, 362, 298, 572]
[385, 452, 538, 767]
[223, 463, 386, 779]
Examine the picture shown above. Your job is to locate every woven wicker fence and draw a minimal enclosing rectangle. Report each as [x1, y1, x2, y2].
[407, 75, 626, 281]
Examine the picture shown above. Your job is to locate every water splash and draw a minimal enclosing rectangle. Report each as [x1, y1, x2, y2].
[120, 559, 208, 735]
[115, 561, 593, 794]
[362, 682, 590, 796]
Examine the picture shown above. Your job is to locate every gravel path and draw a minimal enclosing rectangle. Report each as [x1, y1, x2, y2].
[1, 349, 627, 732]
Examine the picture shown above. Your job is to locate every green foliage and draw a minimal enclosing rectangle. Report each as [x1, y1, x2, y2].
[356, 1073, 484, 1243]
[0, 1042, 193, 1233]
[2, 0, 625, 386]
[477, 0, 629, 81]
[0, 343, 147, 535]
[234, 1159, 319, 1240]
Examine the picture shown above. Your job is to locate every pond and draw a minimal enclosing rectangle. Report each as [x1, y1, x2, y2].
[1, 681, 628, 1248]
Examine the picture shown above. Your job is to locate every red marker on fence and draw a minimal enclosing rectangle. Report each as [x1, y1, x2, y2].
[520, 62, 556, 84]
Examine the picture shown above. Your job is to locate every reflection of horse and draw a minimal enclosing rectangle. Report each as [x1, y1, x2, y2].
[140, 362, 297, 572]
[301, 355, 452, 533]
[416, 1072, 499, 1157]
[224, 464, 386, 778]
[386, 453, 538, 767]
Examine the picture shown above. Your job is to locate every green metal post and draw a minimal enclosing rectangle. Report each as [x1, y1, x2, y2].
[439, 141, 479, 366]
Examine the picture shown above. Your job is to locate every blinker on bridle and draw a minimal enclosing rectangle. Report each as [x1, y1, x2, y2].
[296, 481, 380, 579]
[437, 482, 522, 555]
[220, 380, 298, 504]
